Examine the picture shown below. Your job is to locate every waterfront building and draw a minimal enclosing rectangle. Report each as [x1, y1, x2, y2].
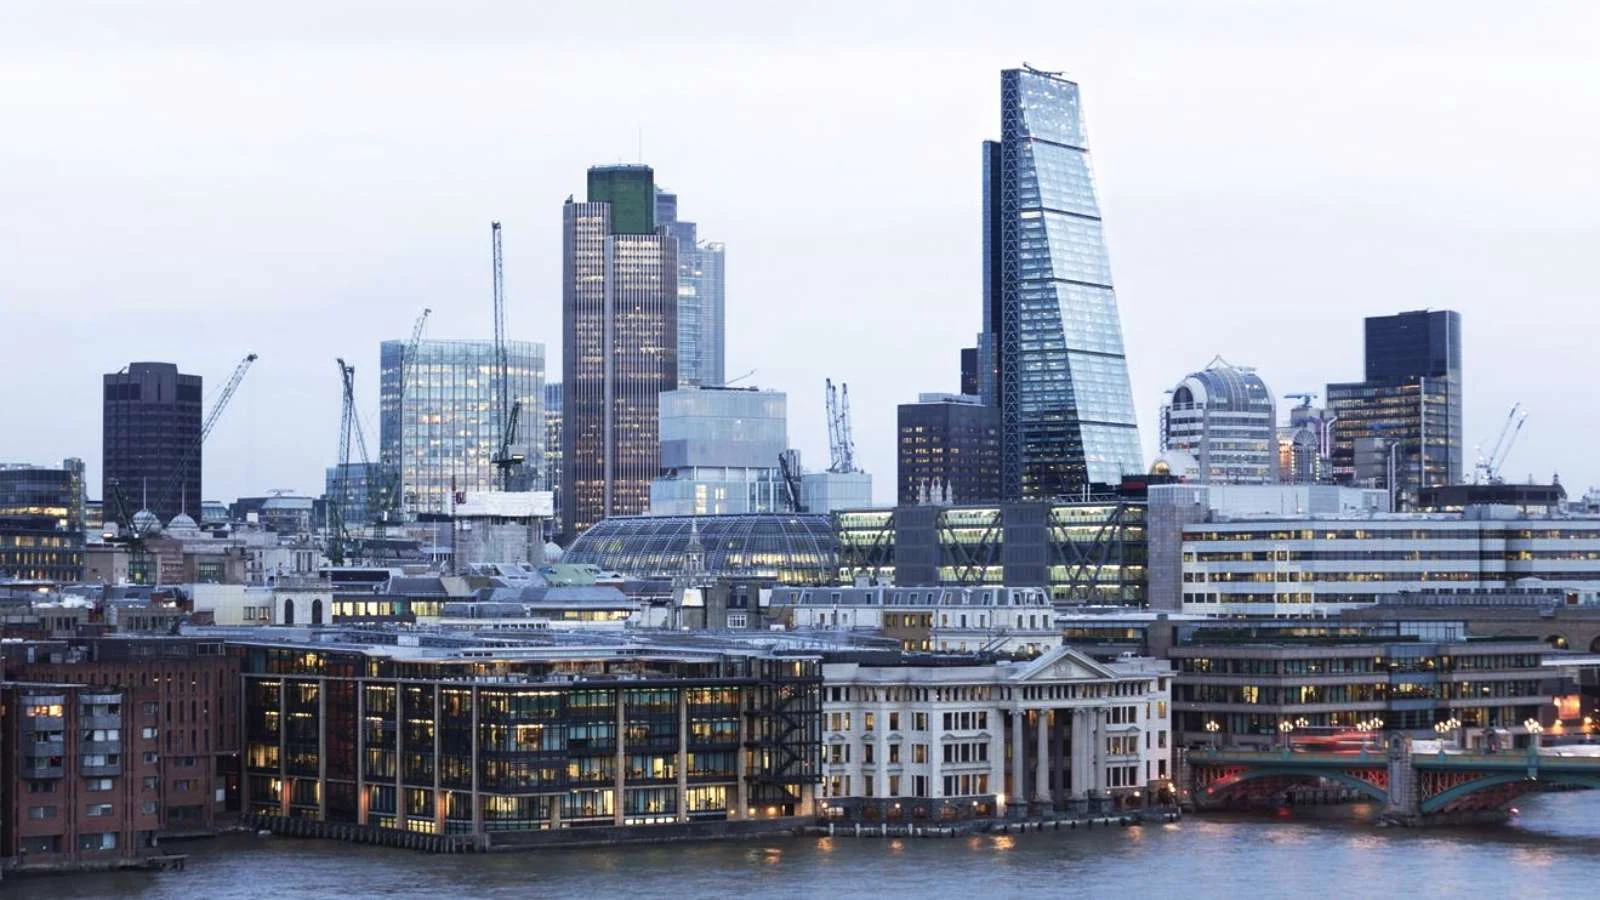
[234, 631, 820, 838]
[1327, 310, 1463, 508]
[818, 646, 1171, 821]
[563, 165, 679, 541]
[650, 387, 789, 516]
[544, 383, 563, 540]
[655, 188, 725, 389]
[1180, 512, 1600, 617]
[1145, 483, 1389, 612]
[0, 459, 87, 581]
[980, 66, 1143, 500]
[1160, 360, 1276, 485]
[897, 394, 1001, 506]
[379, 339, 545, 518]
[834, 500, 1147, 609]
[0, 680, 159, 869]
[4, 635, 243, 838]
[564, 513, 836, 585]
[103, 362, 203, 524]
[768, 585, 1060, 656]
[1170, 634, 1554, 751]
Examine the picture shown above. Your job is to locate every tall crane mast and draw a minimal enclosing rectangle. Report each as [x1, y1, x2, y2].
[825, 378, 857, 474]
[488, 222, 522, 491]
[385, 307, 430, 523]
[838, 382, 857, 474]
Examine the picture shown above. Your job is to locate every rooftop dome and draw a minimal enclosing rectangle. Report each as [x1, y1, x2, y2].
[131, 509, 161, 534]
[1169, 357, 1274, 413]
[167, 513, 200, 535]
[542, 541, 565, 564]
[1150, 449, 1200, 481]
[565, 513, 837, 585]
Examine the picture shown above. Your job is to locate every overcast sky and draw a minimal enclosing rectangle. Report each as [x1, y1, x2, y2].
[4, 1, 1598, 506]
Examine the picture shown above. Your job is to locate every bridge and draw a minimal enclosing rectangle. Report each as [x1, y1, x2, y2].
[1188, 740, 1600, 824]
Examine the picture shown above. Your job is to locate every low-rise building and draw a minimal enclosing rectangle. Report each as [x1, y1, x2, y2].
[818, 646, 1172, 821]
[769, 584, 1059, 655]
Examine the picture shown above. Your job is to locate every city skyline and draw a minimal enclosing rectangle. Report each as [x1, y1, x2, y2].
[5, 3, 1598, 506]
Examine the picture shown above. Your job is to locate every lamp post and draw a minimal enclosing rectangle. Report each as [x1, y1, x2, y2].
[1525, 718, 1545, 753]
[1278, 720, 1295, 751]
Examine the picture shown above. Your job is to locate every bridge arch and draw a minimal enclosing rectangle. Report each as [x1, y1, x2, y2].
[1421, 773, 1600, 815]
[1202, 767, 1389, 805]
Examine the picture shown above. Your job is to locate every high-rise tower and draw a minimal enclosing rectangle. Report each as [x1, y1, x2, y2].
[103, 362, 203, 523]
[655, 188, 725, 389]
[562, 165, 679, 541]
[981, 66, 1142, 500]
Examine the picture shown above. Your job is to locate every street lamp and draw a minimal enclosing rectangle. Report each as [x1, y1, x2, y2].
[1278, 720, 1295, 750]
[1205, 719, 1221, 750]
[1525, 718, 1545, 751]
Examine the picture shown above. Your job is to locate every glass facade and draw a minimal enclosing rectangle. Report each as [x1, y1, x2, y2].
[1327, 310, 1462, 508]
[102, 363, 203, 524]
[544, 383, 563, 538]
[896, 396, 1001, 505]
[565, 513, 837, 584]
[563, 166, 678, 541]
[651, 387, 787, 516]
[378, 339, 545, 518]
[1161, 361, 1277, 484]
[984, 67, 1142, 500]
[656, 189, 725, 389]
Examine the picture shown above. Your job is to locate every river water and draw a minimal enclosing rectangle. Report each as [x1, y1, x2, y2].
[11, 793, 1600, 899]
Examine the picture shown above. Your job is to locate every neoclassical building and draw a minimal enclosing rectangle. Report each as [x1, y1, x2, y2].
[818, 646, 1171, 821]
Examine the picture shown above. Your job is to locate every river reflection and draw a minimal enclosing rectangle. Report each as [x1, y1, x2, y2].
[15, 792, 1600, 900]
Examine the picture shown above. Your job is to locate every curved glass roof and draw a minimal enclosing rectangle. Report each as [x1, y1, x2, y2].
[1171, 359, 1273, 412]
[565, 514, 837, 585]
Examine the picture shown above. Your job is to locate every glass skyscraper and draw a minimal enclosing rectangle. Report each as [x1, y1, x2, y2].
[378, 339, 544, 517]
[655, 188, 725, 388]
[981, 66, 1142, 500]
[562, 165, 678, 541]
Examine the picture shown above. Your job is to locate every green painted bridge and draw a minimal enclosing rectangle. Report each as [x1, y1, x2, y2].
[1188, 744, 1600, 822]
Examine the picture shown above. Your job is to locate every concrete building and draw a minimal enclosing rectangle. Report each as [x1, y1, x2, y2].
[380, 339, 545, 518]
[1160, 359, 1277, 485]
[563, 165, 678, 541]
[1328, 310, 1463, 509]
[650, 387, 788, 516]
[896, 394, 1000, 506]
[450, 490, 553, 568]
[769, 585, 1060, 655]
[1180, 512, 1600, 617]
[834, 500, 1147, 609]
[980, 66, 1143, 499]
[103, 362, 202, 525]
[818, 646, 1171, 821]
[655, 187, 725, 389]
[1145, 483, 1390, 612]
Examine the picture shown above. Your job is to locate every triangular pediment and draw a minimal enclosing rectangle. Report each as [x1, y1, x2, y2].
[1010, 645, 1122, 682]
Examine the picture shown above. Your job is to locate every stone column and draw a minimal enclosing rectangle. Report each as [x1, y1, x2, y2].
[1034, 710, 1051, 806]
[735, 705, 750, 820]
[1009, 709, 1024, 816]
[1070, 708, 1093, 808]
[613, 695, 626, 826]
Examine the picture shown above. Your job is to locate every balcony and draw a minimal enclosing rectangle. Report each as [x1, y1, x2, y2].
[22, 764, 64, 780]
[82, 763, 122, 777]
[82, 740, 123, 756]
[81, 714, 121, 731]
[20, 716, 64, 733]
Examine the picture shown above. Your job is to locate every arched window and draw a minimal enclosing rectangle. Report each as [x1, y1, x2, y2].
[283, 598, 295, 625]
[311, 599, 324, 626]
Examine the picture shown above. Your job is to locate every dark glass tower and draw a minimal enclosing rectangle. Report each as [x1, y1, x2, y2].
[1327, 309, 1463, 506]
[102, 362, 203, 523]
[982, 66, 1142, 500]
[562, 165, 678, 542]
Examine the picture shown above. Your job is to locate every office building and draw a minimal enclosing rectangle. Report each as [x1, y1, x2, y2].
[563, 165, 678, 541]
[103, 362, 203, 524]
[1277, 396, 1333, 485]
[980, 66, 1142, 500]
[1160, 360, 1276, 485]
[800, 472, 874, 515]
[818, 646, 1171, 821]
[768, 584, 1060, 655]
[379, 339, 545, 518]
[1180, 512, 1600, 617]
[656, 188, 725, 389]
[1327, 310, 1463, 508]
[0, 460, 87, 582]
[565, 513, 837, 585]
[323, 462, 386, 530]
[651, 387, 788, 516]
[834, 500, 1147, 608]
[544, 383, 563, 539]
[897, 394, 1001, 506]
[1171, 634, 1554, 751]
[237, 632, 820, 839]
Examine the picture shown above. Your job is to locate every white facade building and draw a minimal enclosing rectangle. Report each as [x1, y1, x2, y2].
[769, 584, 1060, 655]
[1182, 515, 1600, 617]
[819, 647, 1171, 821]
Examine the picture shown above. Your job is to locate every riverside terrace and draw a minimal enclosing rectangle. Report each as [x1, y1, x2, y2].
[215, 626, 822, 847]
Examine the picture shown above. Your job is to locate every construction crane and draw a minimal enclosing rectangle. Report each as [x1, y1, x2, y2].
[329, 358, 374, 566]
[105, 352, 258, 583]
[825, 378, 857, 474]
[381, 307, 430, 527]
[1479, 403, 1529, 485]
[778, 450, 807, 513]
[1283, 392, 1317, 408]
[487, 222, 524, 490]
